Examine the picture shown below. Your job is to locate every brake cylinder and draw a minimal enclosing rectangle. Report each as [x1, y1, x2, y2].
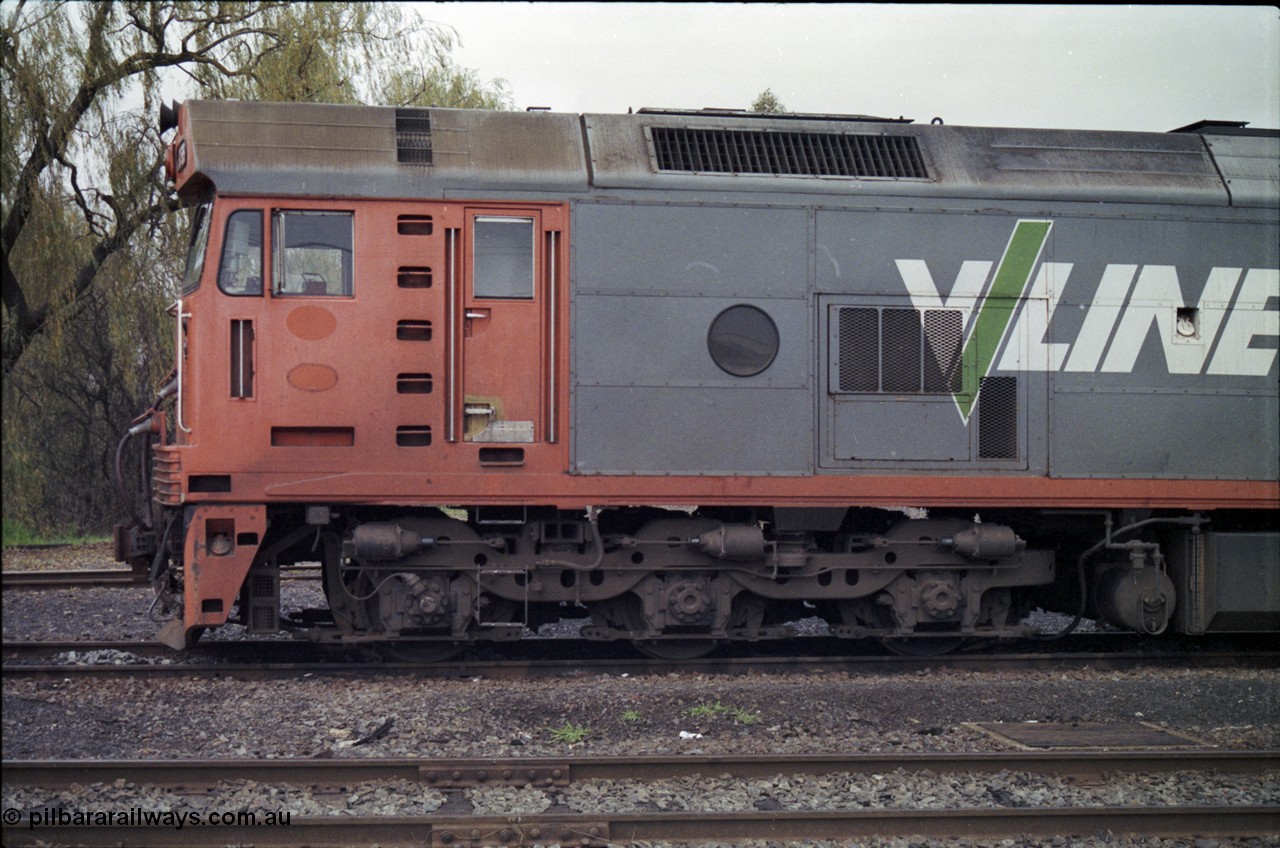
[350, 524, 435, 560]
[695, 524, 767, 559]
[945, 524, 1021, 559]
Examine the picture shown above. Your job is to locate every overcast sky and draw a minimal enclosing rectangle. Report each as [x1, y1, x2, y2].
[415, 3, 1279, 133]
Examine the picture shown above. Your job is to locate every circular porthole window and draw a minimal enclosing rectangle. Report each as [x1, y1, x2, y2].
[707, 304, 779, 377]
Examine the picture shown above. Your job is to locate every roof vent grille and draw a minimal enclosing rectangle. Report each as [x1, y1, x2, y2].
[651, 127, 927, 179]
[396, 108, 432, 165]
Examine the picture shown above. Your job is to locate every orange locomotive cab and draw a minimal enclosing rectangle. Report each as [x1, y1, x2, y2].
[122, 101, 574, 648]
[161, 197, 570, 501]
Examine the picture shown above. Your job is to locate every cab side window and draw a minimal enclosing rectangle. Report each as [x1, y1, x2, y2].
[273, 210, 354, 296]
[217, 209, 264, 296]
[181, 201, 213, 294]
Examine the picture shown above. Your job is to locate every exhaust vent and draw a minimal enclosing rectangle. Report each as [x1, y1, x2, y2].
[651, 127, 928, 179]
[395, 108, 432, 165]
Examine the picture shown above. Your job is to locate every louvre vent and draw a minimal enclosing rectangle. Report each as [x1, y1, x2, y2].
[396, 108, 432, 165]
[652, 127, 928, 178]
[836, 307, 963, 393]
[396, 425, 432, 447]
[396, 373, 433, 394]
[977, 376, 1019, 459]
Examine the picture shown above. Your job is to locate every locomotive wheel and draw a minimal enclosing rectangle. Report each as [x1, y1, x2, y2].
[879, 634, 965, 657]
[837, 598, 965, 656]
[377, 641, 463, 663]
[592, 595, 721, 660]
[633, 636, 721, 661]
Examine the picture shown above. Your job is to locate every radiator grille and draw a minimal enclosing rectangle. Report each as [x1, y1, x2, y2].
[977, 376, 1019, 459]
[652, 127, 928, 178]
[395, 108, 432, 165]
[836, 307, 963, 393]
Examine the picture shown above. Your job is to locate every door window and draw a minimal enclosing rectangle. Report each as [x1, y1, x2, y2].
[473, 216, 535, 299]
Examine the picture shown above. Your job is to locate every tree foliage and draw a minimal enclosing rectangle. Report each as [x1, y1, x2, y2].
[1, 1, 509, 534]
[751, 88, 786, 114]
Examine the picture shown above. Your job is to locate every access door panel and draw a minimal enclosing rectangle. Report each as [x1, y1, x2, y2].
[820, 296, 1034, 470]
[452, 206, 565, 456]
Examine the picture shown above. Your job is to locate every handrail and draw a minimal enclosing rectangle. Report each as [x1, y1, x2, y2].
[547, 230, 558, 444]
[171, 299, 192, 434]
[445, 229, 459, 443]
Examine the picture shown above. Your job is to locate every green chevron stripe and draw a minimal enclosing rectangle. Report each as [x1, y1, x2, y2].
[956, 220, 1052, 421]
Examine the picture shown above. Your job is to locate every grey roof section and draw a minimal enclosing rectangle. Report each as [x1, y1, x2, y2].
[180, 100, 1276, 208]
[1199, 131, 1280, 208]
[584, 113, 1233, 206]
[182, 100, 589, 197]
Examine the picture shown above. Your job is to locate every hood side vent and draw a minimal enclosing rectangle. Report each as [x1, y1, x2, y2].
[396, 108, 432, 165]
[650, 126, 927, 179]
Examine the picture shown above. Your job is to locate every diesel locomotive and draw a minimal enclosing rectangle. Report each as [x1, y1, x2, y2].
[115, 100, 1280, 655]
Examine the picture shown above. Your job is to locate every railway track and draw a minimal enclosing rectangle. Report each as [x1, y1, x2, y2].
[4, 638, 1277, 680]
[1, 567, 319, 589]
[4, 752, 1277, 846]
[6, 808, 1269, 847]
[1, 569, 143, 589]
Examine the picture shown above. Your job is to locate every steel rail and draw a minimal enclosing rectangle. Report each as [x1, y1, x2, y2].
[4, 751, 1277, 788]
[2, 637, 1280, 676]
[2, 807, 1276, 847]
[1, 569, 142, 588]
[5, 754, 1277, 845]
[1, 568, 319, 589]
[4, 639, 1277, 680]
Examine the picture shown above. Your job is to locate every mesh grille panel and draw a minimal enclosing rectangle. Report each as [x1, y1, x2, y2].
[836, 307, 963, 395]
[396, 108, 432, 165]
[978, 376, 1019, 459]
[838, 308, 879, 392]
[923, 310, 964, 393]
[652, 127, 927, 178]
[881, 309, 922, 392]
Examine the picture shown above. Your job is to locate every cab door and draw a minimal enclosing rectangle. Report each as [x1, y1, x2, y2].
[451, 206, 564, 455]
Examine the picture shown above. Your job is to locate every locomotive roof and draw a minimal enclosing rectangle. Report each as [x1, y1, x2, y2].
[170, 100, 1279, 209]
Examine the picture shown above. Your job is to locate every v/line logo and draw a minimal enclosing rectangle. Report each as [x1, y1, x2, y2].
[896, 219, 1280, 423]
